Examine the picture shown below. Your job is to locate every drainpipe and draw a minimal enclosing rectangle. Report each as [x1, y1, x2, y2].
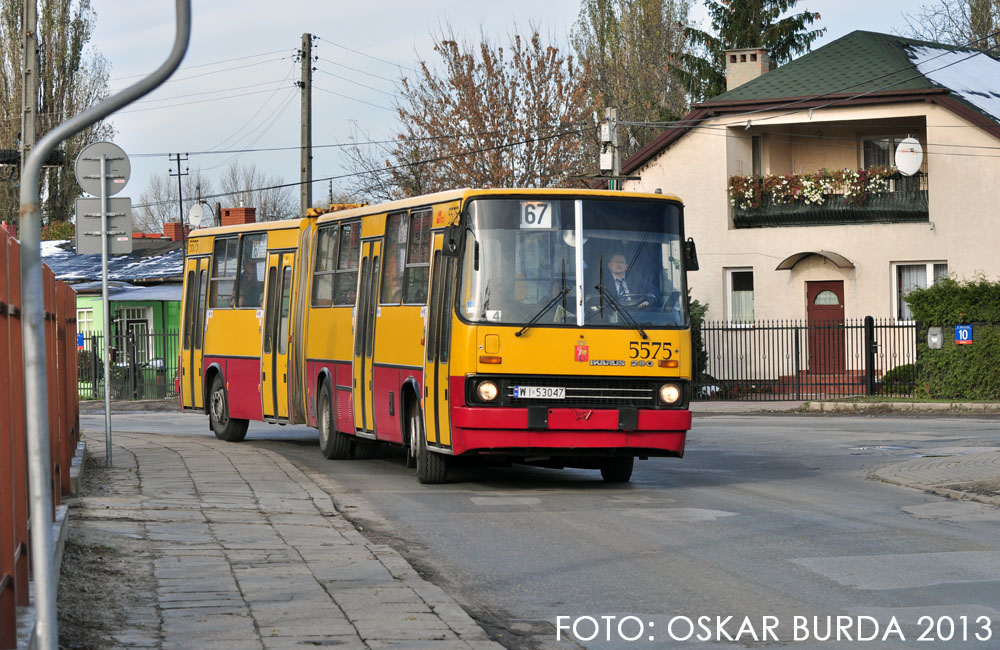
[17, 3, 190, 648]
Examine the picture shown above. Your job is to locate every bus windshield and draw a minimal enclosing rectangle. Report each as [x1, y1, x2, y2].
[460, 197, 686, 328]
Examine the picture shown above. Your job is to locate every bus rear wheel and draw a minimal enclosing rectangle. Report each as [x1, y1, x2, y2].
[318, 383, 351, 460]
[208, 375, 248, 443]
[410, 405, 447, 484]
[600, 456, 634, 483]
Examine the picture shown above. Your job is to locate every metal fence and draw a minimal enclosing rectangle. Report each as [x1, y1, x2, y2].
[694, 316, 918, 401]
[77, 330, 179, 401]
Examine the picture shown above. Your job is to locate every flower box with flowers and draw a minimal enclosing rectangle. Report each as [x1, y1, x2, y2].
[728, 167, 927, 228]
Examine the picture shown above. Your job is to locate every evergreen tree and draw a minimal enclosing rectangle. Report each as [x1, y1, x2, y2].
[676, 0, 825, 102]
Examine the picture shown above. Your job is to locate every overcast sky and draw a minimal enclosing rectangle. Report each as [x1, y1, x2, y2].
[86, 0, 919, 221]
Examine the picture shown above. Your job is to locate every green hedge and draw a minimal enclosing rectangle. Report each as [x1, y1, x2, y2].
[906, 277, 1000, 400]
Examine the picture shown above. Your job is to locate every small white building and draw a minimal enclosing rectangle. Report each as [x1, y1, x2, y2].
[622, 31, 1000, 330]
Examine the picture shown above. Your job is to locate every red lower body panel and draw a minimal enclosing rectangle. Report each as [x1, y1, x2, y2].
[207, 356, 262, 422]
[449, 406, 689, 456]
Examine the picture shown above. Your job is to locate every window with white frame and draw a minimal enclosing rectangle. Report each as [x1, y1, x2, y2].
[895, 262, 948, 320]
[726, 268, 755, 323]
[77, 308, 95, 333]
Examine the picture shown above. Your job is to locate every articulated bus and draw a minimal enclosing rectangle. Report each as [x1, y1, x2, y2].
[179, 188, 699, 483]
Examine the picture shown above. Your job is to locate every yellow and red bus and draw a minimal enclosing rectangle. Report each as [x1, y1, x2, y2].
[179, 188, 699, 483]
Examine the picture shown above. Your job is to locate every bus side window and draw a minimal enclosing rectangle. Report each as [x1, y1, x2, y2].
[236, 233, 266, 309]
[403, 209, 431, 304]
[380, 211, 407, 305]
[311, 226, 337, 307]
[334, 221, 360, 306]
[209, 237, 238, 308]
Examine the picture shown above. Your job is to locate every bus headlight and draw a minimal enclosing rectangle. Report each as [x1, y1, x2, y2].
[476, 380, 499, 402]
[658, 383, 682, 405]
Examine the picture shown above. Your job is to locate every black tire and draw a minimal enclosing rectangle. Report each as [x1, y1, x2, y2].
[318, 383, 351, 459]
[404, 403, 417, 469]
[600, 456, 634, 483]
[208, 375, 249, 442]
[352, 439, 381, 459]
[411, 405, 447, 484]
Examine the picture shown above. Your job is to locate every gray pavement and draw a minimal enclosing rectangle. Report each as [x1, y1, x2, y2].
[75, 429, 504, 650]
[68, 398, 1000, 648]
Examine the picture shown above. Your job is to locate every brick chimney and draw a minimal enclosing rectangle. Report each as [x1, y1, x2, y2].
[725, 48, 770, 91]
[221, 207, 256, 226]
[163, 221, 190, 242]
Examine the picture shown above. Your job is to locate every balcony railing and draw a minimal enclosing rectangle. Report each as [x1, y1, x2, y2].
[733, 173, 928, 228]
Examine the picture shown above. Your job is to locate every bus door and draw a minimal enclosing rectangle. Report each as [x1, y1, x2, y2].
[181, 255, 210, 409]
[352, 240, 381, 434]
[423, 236, 457, 446]
[262, 251, 295, 420]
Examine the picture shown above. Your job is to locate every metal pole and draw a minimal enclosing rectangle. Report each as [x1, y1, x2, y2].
[17, 3, 190, 648]
[300, 33, 313, 214]
[100, 154, 113, 465]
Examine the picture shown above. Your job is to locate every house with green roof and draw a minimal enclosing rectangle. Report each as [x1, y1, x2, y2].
[622, 30, 1000, 364]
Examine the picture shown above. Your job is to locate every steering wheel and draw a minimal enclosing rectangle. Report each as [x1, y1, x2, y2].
[618, 292, 656, 309]
[585, 293, 656, 311]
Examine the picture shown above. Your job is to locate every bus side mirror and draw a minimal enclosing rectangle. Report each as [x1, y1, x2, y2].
[442, 224, 461, 257]
[683, 238, 699, 271]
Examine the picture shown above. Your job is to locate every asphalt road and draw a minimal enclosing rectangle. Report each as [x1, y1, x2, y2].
[85, 411, 1000, 649]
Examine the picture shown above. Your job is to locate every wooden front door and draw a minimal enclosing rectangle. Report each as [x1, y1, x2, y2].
[806, 281, 845, 374]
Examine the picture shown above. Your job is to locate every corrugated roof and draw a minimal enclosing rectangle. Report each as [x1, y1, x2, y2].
[41, 239, 183, 284]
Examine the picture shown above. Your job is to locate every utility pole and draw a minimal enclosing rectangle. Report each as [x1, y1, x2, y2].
[298, 33, 315, 215]
[169, 153, 188, 258]
[601, 107, 621, 190]
[20, 0, 39, 184]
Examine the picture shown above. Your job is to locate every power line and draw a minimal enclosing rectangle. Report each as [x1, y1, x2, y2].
[315, 68, 400, 99]
[315, 56, 399, 83]
[129, 79, 293, 105]
[111, 48, 291, 81]
[110, 57, 290, 93]
[313, 85, 397, 112]
[316, 37, 421, 74]
[115, 87, 297, 115]
[204, 65, 298, 152]
[615, 29, 1000, 133]
[132, 124, 594, 209]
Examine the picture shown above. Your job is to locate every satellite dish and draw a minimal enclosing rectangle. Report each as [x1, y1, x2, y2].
[894, 137, 923, 176]
[188, 202, 212, 229]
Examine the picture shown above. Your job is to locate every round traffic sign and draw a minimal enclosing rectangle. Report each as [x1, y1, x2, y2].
[74, 141, 130, 197]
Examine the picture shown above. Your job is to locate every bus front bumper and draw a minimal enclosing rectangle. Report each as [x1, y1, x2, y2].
[449, 407, 690, 457]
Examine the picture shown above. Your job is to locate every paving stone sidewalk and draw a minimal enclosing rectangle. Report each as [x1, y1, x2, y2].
[76, 429, 504, 650]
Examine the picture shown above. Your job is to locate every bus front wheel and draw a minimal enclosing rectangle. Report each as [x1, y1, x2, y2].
[208, 375, 249, 443]
[318, 383, 351, 460]
[600, 456, 634, 483]
[410, 405, 447, 484]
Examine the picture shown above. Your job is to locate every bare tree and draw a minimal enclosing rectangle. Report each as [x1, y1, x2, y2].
[902, 0, 1000, 50]
[572, 0, 692, 156]
[344, 27, 594, 201]
[219, 161, 296, 220]
[135, 169, 214, 233]
[0, 0, 113, 224]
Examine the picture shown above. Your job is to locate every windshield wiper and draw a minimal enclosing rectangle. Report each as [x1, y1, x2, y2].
[516, 287, 570, 337]
[593, 281, 648, 340]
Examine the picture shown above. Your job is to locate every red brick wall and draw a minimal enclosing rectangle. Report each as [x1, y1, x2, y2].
[221, 207, 256, 226]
